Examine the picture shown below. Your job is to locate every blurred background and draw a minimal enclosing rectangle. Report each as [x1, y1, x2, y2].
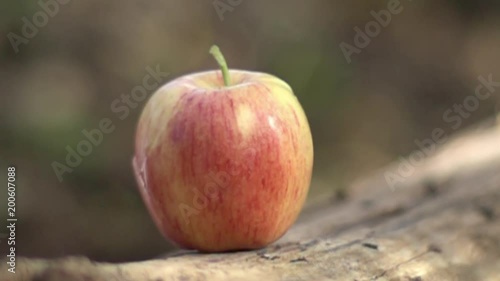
[0, 0, 499, 262]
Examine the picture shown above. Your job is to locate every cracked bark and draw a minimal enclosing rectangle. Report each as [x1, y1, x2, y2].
[3, 121, 500, 281]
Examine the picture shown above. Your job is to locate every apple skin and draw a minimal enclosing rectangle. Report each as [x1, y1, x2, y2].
[133, 70, 313, 252]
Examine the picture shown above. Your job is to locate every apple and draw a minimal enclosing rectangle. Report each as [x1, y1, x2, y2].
[133, 45, 313, 252]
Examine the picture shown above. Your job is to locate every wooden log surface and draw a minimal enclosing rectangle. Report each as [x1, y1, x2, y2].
[2, 120, 500, 281]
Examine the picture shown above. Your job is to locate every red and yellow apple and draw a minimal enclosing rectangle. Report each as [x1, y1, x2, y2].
[133, 46, 313, 252]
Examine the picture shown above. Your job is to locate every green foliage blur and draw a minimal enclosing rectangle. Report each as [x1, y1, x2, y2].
[0, 0, 499, 261]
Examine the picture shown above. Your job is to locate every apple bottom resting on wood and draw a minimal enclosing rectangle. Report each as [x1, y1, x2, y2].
[132, 68, 313, 252]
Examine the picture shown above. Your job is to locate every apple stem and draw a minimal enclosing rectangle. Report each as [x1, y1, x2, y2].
[209, 45, 231, 87]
